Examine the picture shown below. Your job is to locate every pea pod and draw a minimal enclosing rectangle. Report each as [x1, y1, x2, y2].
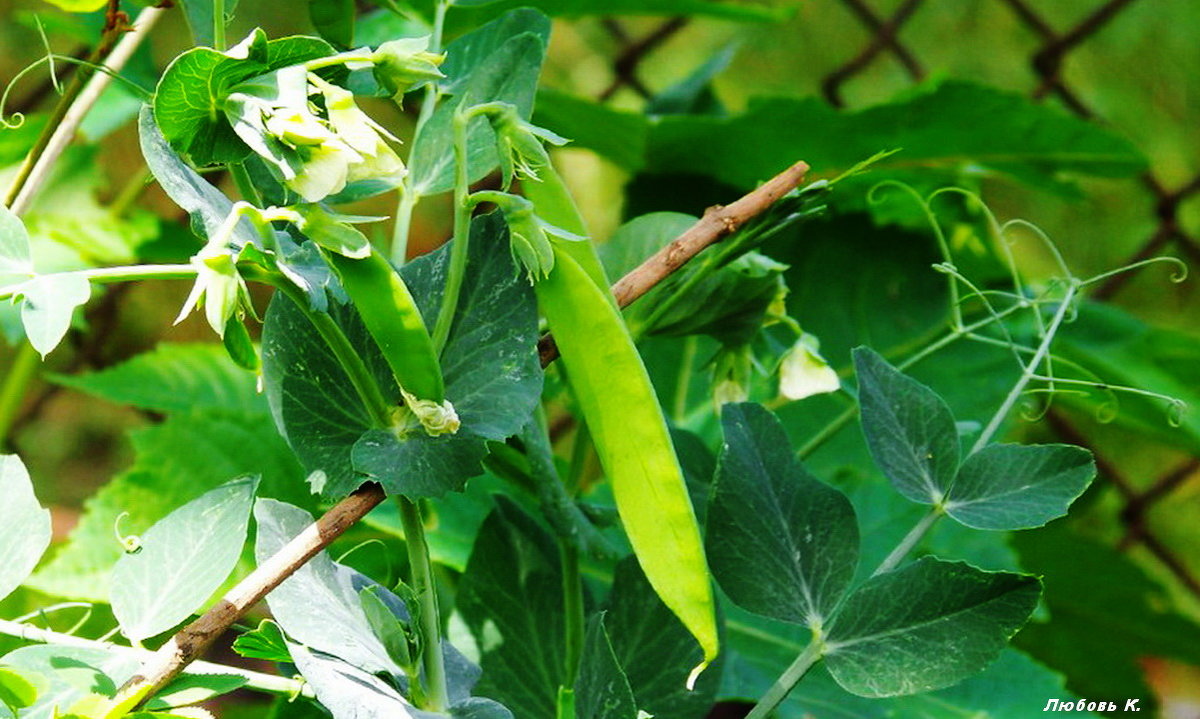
[325, 247, 445, 404]
[524, 173, 720, 679]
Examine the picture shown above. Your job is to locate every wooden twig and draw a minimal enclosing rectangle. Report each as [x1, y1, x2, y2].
[119, 158, 812, 703]
[540, 159, 810, 364]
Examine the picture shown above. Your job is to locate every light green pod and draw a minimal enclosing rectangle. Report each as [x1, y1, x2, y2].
[326, 247, 445, 403]
[526, 173, 718, 677]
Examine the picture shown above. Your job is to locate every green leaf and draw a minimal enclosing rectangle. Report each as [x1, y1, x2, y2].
[0, 646, 137, 719]
[456, 497, 564, 718]
[606, 557, 721, 718]
[232, 620, 293, 663]
[262, 214, 541, 498]
[707, 403, 859, 629]
[309, 0, 355, 47]
[15, 273, 92, 357]
[50, 343, 264, 415]
[0, 667, 40, 714]
[532, 89, 647, 171]
[441, 0, 785, 28]
[179, 0, 239, 47]
[574, 614, 637, 719]
[287, 644, 423, 719]
[0, 203, 33, 287]
[853, 346, 960, 505]
[153, 31, 333, 166]
[143, 674, 248, 710]
[944, 444, 1095, 530]
[0, 455, 52, 603]
[30, 411, 309, 601]
[824, 557, 1040, 697]
[112, 476, 259, 641]
[646, 80, 1146, 190]
[409, 10, 550, 195]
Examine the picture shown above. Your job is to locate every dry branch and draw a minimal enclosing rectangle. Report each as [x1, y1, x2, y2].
[119, 158, 812, 703]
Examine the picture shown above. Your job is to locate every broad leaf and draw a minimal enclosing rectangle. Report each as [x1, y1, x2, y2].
[606, 557, 722, 718]
[232, 620, 292, 663]
[456, 497, 564, 718]
[144, 674, 248, 710]
[51, 343, 263, 415]
[645, 80, 1145, 190]
[0, 646, 137, 719]
[16, 273, 91, 357]
[945, 443, 1095, 530]
[824, 557, 1039, 697]
[854, 346, 960, 505]
[30, 411, 308, 601]
[262, 214, 541, 498]
[706, 403, 858, 628]
[575, 615, 637, 719]
[409, 10, 550, 195]
[440, 0, 785, 29]
[533, 89, 647, 172]
[112, 476, 260, 641]
[0, 203, 33, 286]
[309, 0, 355, 47]
[289, 645, 422, 719]
[0, 667, 40, 714]
[0, 455, 52, 602]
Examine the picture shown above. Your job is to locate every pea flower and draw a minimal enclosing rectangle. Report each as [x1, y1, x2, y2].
[371, 36, 445, 99]
[398, 388, 461, 437]
[711, 344, 754, 408]
[779, 332, 840, 401]
[175, 243, 252, 338]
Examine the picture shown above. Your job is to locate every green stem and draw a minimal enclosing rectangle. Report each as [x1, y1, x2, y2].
[430, 111, 473, 354]
[0, 342, 39, 447]
[565, 420, 591, 496]
[1, 265, 199, 302]
[0, 618, 310, 698]
[745, 638, 824, 719]
[212, 0, 226, 50]
[672, 335, 699, 423]
[970, 284, 1078, 454]
[873, 506, 944, 576]
[561, 545, 584, 686]
[397, 497, 449, 711]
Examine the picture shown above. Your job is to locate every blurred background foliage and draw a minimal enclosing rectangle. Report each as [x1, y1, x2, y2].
[1, 0, 1198, 717]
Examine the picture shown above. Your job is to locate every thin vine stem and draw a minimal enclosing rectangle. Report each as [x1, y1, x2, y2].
[397, 497, 449, 711]
[212, 0, 226, 50]
[873, 506, 944, 576]
[745, 637, 825, 719]
[430, 110, 473, 354]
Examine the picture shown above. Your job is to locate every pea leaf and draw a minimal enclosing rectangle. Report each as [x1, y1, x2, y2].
[0, 646, 138, 718]
[944, 443, 1096, 530]
[456, 497, 565, 718]
[0, 667, 40, 714]
[14, 273, 92, 357]
[606, 557, 722, 718]
[575, 614, 637, 719]
[143, 674, 248, 710]
[707, 403, 859, 628]
[824, 557, 1040, 697]
[533, 89, 647, 172]
[309, 0, 355, 48]
[409, 9, 550, 195]
[112, 476, 259, 641]
[262, 214, 541, 499]
[153, 31, 333, 166]
[854, 346, 960, 505]
[232, 620, 292, 663]
[0, 203, 33, 286]
[287, 644, 423, 719]
[0, 455, 52, 603]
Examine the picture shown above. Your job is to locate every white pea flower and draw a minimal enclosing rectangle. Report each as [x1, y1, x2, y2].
[779, 333, 840, 401]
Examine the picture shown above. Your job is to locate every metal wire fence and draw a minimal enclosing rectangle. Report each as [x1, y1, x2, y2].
[596, 0, 1200, 604]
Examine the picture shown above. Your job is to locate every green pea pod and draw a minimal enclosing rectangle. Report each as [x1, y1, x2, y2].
[525, 172, 719, 679]
[326, 247, 445, 403]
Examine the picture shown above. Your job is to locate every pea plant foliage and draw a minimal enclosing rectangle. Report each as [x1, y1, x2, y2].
[0, 2, 1187, 719]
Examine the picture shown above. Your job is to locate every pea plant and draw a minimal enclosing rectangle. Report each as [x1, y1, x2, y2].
[0, 2, 1188, 719]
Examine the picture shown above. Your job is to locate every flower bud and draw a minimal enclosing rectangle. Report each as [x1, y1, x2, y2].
[371, 36, 445, 99]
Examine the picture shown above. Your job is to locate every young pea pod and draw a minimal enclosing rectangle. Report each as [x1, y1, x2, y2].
[523, 173, 720, 681]
[325, 247, 451, 427]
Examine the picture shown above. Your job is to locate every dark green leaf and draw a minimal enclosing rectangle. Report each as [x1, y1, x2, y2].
[112, 476, 260, 641]
[232, 620, 293, 663]
[262, 214, 541, 498]
[50, 343, 264, 415]
[532, 89, 647, 171]
[854, 346, 960, 505]
[456, 497, 564, 719]
[409, 10, 550, 194]
[441, 0, 785, 29]
[945, 444, 1095, 530]
[646, 43, 737, 117]
[825, 557, 1040, 697]
[0, 455, 51, 603]
[706, 403, 858, 628]
[646, 80, 1146, 190]
[606, 557, 721, 718]
[309, 0, 355, 47]
[574, 614, 637, 719]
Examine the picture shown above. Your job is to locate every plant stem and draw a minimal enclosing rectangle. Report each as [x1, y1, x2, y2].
[430, 111, 473, 354]
[672, 335, 699, 423]
[971, 284, 1078, 454]
[0, 342, 39, 447]
[745, 637, 824, 719]
[397, 497, 449, 711]
[389, 0, 450, 264]
[0, 618, 310, 698]
[212, 0, 226, 50]
[873, 506, 944, 576]
[561, 545, 584, 686]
